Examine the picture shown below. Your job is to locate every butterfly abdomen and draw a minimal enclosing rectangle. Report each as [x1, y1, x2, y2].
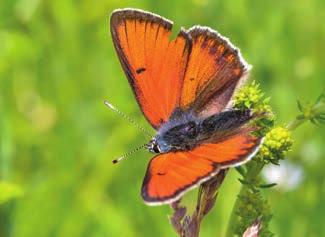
[200, 109, 252, 133]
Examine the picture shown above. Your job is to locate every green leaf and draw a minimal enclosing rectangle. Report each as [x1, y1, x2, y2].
[297, 100, 303, 112]
[235, 166, 246, 177]
[238, 178, 251, 186]
[296, 114, 305, 120]
[269, 160, 280, 165]
[244, 101, 251, 108]
[316, 115, 325, 120]
[260, 183, 277, 189]
[317, 119, 325, 124]
[315, 92, 325, 104]
[310, 118, 318, 125]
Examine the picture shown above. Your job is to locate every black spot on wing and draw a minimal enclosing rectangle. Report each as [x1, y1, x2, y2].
[136, 67, 146, 74]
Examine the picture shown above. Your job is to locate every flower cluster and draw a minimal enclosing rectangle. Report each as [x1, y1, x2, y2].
[235, 189, 273, 237]
[233, 81, 275, 135]
[233, 81, 273, 115]
[228, 82, 293, 236]
[259, 127, 293, 164]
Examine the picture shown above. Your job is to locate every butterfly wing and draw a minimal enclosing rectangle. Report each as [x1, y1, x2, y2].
[111, 9, 260, 205]
[110, 9, 191, 129]
[142, 132, 262, 205]
[180, 27, 250, 118]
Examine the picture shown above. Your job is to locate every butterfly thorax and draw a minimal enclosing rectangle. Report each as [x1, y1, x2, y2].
[147, 109, 253, 154]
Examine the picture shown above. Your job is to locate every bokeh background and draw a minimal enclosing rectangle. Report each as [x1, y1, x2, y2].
[0, 0, 324, 236]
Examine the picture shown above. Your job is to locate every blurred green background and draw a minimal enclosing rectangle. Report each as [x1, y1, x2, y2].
[0, 0, 324, 236]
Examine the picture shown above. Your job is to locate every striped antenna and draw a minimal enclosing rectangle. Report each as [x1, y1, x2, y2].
[104, 100, 153, 138]
[112, 143, 148, 164]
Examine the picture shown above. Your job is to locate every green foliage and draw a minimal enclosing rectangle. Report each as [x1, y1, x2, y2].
[290, 92, 325, 128]
[233, 81, 275, 135]
[229, 82, 293, 236]
[0, 1, 325, 237]
[235, 189, 273, 237]
[233, 81, 272, 115]
[230, 83, 324, 236]
[0, 181, 24, 205]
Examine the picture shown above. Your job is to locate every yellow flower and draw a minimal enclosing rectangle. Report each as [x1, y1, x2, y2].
[233, 81, 263, 110]
[260, 127, 293, 162]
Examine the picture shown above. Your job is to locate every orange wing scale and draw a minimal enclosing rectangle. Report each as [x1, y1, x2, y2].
[142, 152, 216, 204]
[142, 133, 262, 204]
[180, 28, 249, 117]
[111, 11, 190, 128]
[189, 134, 260, 166]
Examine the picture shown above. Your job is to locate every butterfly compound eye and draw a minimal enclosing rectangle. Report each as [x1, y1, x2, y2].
[153, 144, 160, 153]
[147, 139, 161, 153]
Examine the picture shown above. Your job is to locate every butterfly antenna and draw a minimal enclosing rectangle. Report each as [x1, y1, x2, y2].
[112, 143, 148, 164]
[104, 100, 153, 138]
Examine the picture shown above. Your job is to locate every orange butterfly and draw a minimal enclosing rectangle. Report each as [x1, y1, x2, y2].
[110, 8, 263, 205]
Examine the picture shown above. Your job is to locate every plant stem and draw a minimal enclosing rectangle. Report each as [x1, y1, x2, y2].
[286, 117, 307, 131]
[225, 108, 315, 236]
[287, 97, 325, 131]
[225, 161, 264, 237]
[170, 170, 227, 237]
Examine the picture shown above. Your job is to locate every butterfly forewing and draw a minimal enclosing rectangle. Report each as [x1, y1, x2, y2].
[110, 9, 191, 129]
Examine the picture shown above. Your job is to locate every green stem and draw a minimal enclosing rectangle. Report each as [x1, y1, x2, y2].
[286, 117, 307, 131]
[225, 161, 264, 237]
[287, 99, 325, 131]
[225, 111, 313, 236]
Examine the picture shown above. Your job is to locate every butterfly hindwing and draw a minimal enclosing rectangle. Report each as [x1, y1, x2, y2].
[180, 27, 250, 117]
[110, 9, 191, 129]
[141, 152, 217, 205]
[142, 131, 262, 205]
[188, 132, 262, 168]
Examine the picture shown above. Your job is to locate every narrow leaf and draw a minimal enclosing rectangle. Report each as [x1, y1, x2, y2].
[260, 183, 277, 189]
[238, 178, 252, 186]
[296, 114, 305, 120]
[297, 100, 303, 112]
[269, 160, 280, 165]
[236, 166, 246, 177]
[315, 92, 325, 104]
[310, 118, 318, 125]
[317, 119, 325, 124]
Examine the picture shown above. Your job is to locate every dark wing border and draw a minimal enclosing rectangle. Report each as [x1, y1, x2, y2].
[185, 26, 251, 115]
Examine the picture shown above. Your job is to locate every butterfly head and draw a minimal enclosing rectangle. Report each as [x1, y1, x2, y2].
[147, 137, 171, 154]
